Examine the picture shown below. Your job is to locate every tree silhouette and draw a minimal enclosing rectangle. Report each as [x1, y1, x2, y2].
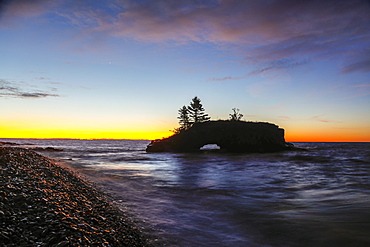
[188, 96, 210, 124]
[177, 105, 191, 130]
[229, 108, 243, 121]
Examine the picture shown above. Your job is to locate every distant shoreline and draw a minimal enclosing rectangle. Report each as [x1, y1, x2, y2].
[0, 138, 152, 141]
[0, 146, 154, 246]
[2, 138, 369, 143]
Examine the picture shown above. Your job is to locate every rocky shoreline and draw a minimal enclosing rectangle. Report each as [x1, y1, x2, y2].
[0, 146, 154, 246]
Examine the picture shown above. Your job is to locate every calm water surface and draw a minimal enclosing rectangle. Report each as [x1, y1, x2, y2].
[3, 139, 370, 246]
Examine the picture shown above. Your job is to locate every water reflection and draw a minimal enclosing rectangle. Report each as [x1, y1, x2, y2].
[7, 139, 369, 246]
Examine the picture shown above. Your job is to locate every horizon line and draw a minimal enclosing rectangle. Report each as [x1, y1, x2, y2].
[1, 137, 369, 143]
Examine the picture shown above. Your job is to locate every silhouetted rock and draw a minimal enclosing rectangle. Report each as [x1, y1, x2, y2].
[0, 141, 20, 146]
[147, 120, 294, 153]
[32, 147, 64, 152]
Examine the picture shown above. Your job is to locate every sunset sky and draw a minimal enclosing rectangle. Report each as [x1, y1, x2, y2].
[1, 0, 369, 141]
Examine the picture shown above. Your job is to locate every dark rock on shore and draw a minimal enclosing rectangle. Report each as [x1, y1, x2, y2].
[147, 120, 294, 153]
[0, 141, 63, 152]
[0, 141, 20, 146]
[0, 147, 153, 246]
[31, 147, 64, 152]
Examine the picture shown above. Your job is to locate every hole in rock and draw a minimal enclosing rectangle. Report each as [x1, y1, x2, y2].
[200, 144, 221, 150]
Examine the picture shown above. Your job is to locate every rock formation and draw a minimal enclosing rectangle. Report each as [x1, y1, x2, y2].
[146, 120, 294, 153]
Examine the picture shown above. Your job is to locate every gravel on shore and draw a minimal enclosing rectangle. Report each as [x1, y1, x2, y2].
[0, 146, 154, 247]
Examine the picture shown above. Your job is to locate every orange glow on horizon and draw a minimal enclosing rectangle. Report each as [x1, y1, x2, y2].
[1, 128, 369, 142]
[285, 129, 370, 142]
[0, 119, 175, 140]
[0, 128, 173, 141]
[1, 121, 369, 142]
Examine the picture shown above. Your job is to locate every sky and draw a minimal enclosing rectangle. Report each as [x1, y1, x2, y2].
[0, 0, 369, 141]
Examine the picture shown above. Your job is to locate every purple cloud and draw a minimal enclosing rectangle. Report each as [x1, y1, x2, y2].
[341, 59, 370, 74]
[87, 0, 370, 74]
[2, 0, 370, 74]
[0, 0, 54, 26]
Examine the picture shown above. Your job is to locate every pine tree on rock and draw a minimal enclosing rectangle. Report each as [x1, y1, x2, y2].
[177, 105, 191, 130]
[187, 96, 210, 124]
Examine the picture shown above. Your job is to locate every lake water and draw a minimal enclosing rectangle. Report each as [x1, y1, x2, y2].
[3, 139, 370, 246]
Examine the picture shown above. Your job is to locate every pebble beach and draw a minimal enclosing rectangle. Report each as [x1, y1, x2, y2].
[0, 145, 153, 247]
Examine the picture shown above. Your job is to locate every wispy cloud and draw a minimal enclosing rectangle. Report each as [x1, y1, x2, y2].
[17, 92, 58, 98]
[277, 116, 291, 121]
[340, 47, 370, 73]
[108, 0, 370, 74]
[270, 105, 285, 110]
[310, 115, 342, 124]
[341, 59, 370, 74]
[209, 59, 307, 81]
[34, 76, 48, 80]
[246, 59, 308, 76]
[208, 76, 246, 82]
[33, 76, 61, 85]
[0, 0, 54, 26]
[2, 0, 370, 74]
[351, 83, 370, 88]
[0, 79, 59, 98]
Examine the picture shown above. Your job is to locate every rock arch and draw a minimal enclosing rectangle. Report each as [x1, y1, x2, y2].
[146, 120, 292, 153]
[200, 144, 221, 150]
